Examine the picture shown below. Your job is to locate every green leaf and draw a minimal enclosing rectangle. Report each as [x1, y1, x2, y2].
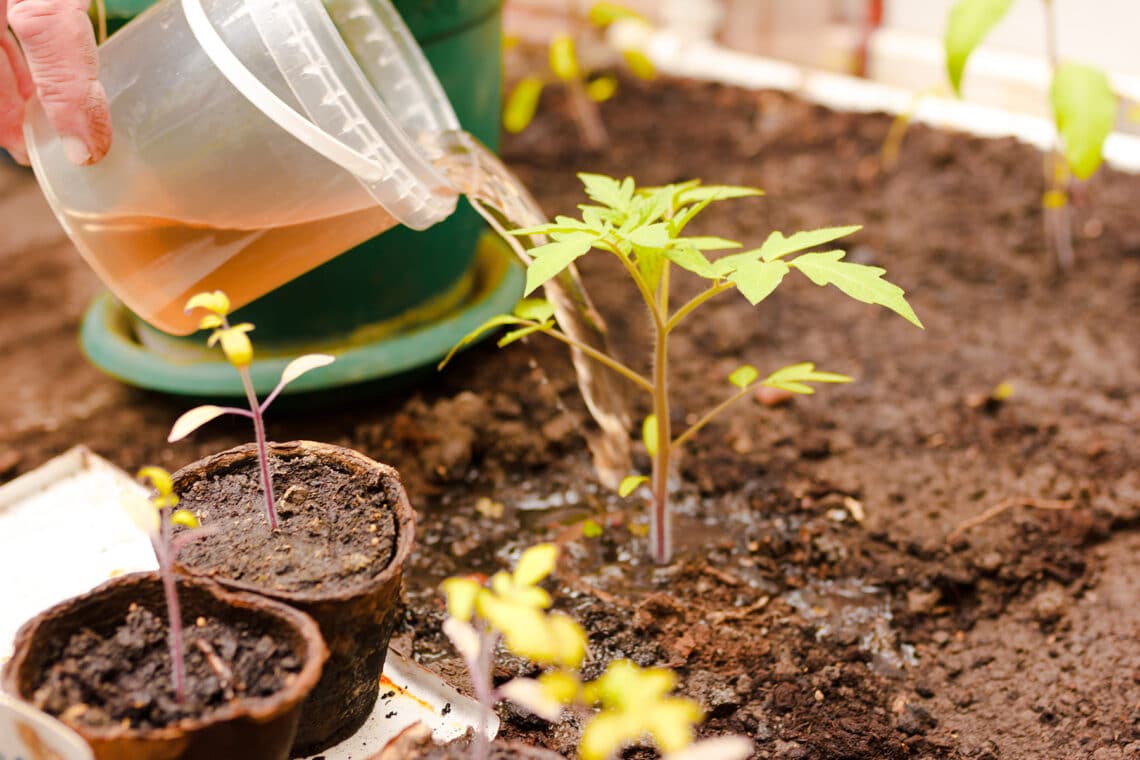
[168, 405, 228, 443]
[637, 248, 666, 294]
[790, 251, 924, 328]
[588, 2, 646, 27]
[510, 216, 596, 237]
[682, 236, 741, 251]
[618, 475, 649, 497]
[499, 322, 552, 347]
[758, 226, 862, 262]
[503, 76, 545, 134]
[642, 415, 658, 457]
[513, 298, 556, 322]
[639, 187, 675, 227]
[675, 185, 764, 205]
[278, 353, 335, 388]
[727, 259, 790, 305]
[549, 33, 580, 82]
[622, 49, 657, 81]
[670, 196, 717, 237]
[663, 244, 717, 279]
[586, 75, 619, 103]
[580, 173, 635, 211]
[579, 206, 617, 230]
[729, 365, 758, 388]
[525, 238, 593, 295]
[944, 0, 1014, 95]
[438, 315, 527, 369]
[762, 362, 853, 395]
[628, 222, 671, 248]
[581, 518, 605, 538]
[1051, 63, 1117, 180]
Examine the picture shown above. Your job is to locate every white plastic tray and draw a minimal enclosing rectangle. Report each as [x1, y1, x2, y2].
[0, 447, 492, 757]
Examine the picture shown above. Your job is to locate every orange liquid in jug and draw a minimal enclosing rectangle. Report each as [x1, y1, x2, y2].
[64, 205, 398, 335]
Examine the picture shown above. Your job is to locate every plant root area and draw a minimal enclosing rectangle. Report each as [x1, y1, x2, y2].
[32, 604, 299, 730]
[2, 78, 1138, 758]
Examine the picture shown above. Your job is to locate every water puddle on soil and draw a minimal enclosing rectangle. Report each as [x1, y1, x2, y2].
[784, 579, 918, 674]
[506, 479, 917, 672]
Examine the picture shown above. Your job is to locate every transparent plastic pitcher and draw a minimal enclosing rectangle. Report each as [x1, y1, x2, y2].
[25, 0, 462, 335]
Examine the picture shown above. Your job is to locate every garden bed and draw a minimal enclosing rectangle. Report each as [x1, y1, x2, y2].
[2, 77, 1138, 759]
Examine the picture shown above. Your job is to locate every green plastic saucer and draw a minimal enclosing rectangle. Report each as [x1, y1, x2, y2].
[79, 233, 523, 398]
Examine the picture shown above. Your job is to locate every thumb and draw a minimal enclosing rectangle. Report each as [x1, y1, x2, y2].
[9, 0, 111, 164]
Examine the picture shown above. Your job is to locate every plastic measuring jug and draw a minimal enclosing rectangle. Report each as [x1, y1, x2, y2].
[25, 0, 464, 336]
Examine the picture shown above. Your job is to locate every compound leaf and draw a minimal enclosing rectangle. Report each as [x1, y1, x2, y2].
[762, 362, 853, 395]
[790, 251, 923, 328]
[579, 173, 634, 211]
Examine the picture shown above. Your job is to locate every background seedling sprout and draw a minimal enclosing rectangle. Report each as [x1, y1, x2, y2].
[171, 291, 334, 529]
[123, 467, 210, 702]
[503, 2, 655, 150]
[944, 0, 1118, 269]
[440, 544, 752, 760]
[444, 174, 922, 564]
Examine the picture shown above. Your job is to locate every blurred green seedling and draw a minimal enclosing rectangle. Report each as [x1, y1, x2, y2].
[440, 544, 752, 760]
[945, 0, 1117, 268]
[503, 2, 655, 150]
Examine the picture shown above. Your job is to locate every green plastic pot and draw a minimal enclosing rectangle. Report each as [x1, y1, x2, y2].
[82, 0, 513, 393]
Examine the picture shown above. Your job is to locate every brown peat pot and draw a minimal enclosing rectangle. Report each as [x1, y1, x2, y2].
[170, 441, 416, 756]
[2, 573, 326, 760]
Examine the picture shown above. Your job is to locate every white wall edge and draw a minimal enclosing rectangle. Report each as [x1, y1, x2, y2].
[611, 22, 1140, 174]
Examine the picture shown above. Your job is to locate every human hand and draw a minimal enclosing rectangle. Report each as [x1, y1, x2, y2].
[1, 0, 111, 165]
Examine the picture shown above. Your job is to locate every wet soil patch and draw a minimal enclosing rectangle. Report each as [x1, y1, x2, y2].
[176, 451, 397, 593]
[31, 603, 299, 730]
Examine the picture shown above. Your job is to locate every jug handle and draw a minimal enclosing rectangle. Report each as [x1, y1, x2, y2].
[181, 0, 388, 185]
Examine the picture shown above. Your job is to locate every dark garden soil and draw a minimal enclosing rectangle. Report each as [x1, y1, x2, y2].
[31, 603, 300, 730]
[176, 450, 397, 593]
[2, 76, 1139, 759]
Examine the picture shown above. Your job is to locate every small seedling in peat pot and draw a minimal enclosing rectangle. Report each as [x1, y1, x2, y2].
[440, 544, 752, 760]
[444, 174, 922, 564]
[170, 290, 334, 529]
[122, 467, 210, 702]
